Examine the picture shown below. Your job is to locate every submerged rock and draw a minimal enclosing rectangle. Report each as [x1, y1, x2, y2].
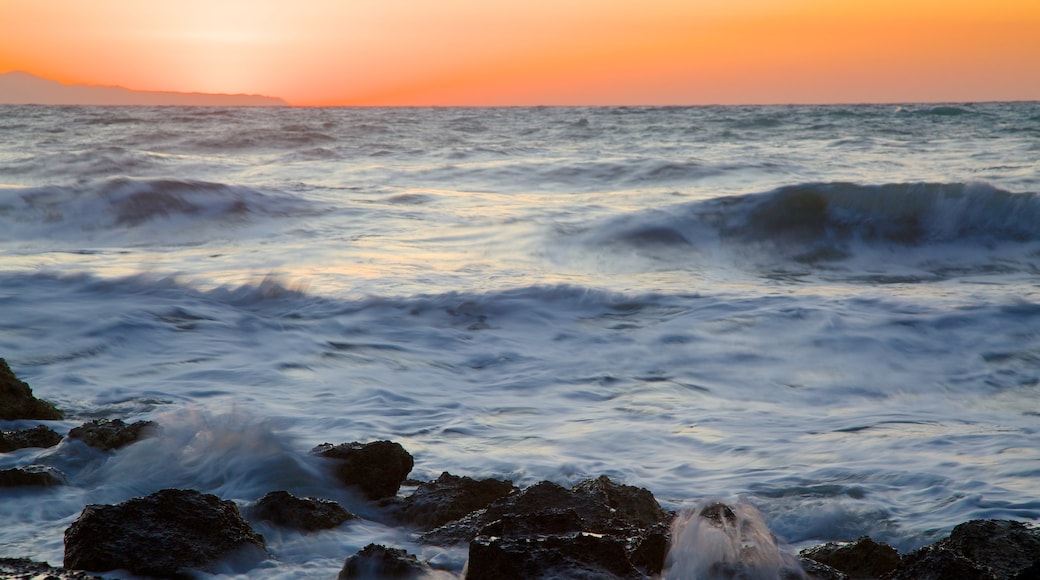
[0, 358, 63, 420]
[312, 440, 414, 500]
[253, 490, 356, 531]
[422, 476, 673, 578]
[800, 536, 901, 578]
[397, 471, 516, 529]
[64, 488, 268, 578]
[0, 558, 103, 580]
[67, 418, 156, 451]
[0, 464, 66, 487]
[0, 424, 62, 452]
[338, 544, 431, 579]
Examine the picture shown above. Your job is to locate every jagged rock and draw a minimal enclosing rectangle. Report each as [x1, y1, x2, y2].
[397, 471, 516, 529]
[312, 440, 414, 500]
[0, 424, 62, 452]
[67, 418, 156, 451]
[63, 488, 267, 578]
[0, 558, 103, 579]
[574, 475, 671, 528]
[884, 545, 994, 579]
[338, 544, 431, 579]
[253, 490, 356, 531]
[940, 519, 1040, 579]
[882, 519, 1040, 580]
[800, 557, 850, 580]
[0, 358, 62, 420]
[467, 532, 643, 580]
[801, 536, 901, 578]
[0, 464, 66, 487]
[421, 476, 673, 578]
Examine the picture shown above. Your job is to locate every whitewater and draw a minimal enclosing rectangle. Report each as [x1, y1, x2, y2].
[1, 103, 1038, 578]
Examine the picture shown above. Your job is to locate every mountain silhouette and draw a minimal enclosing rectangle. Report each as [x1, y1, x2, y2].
[0, 71, 287, 106]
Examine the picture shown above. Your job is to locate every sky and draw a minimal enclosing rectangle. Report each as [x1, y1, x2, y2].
[1, 0, 1038, 106]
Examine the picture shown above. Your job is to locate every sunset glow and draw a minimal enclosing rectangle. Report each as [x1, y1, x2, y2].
[2, 0, 1038, 105]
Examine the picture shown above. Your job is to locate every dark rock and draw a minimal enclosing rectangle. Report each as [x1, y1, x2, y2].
[0, 358, 62, 420]
[882, 519, 1040, 580]
[398, 471, 516, 529]
[883, 545, 994, 579]
[799, 557, 850, 580]
[0, 424, 62, 452]
[940, 519, 1040, 579]
[312, 440, 414, 500]
[573, 475, 671, 528]
[253, 490, 356, 531]
[338, 544, 431, 579]
[67, 418, 157, 451]
[421, 476, 673, 578]
[467, 532, 643, 580]
[0, 464, 66, 487]
[801, 536, 901, 578]
[0, 557, 103, 579]
[63, 488, 267, 578]
[422, 478, 671, 546]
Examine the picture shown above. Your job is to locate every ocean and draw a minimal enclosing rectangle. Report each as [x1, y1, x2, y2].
[1, 103, 1038, 578]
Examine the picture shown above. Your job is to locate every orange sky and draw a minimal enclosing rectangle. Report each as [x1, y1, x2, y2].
[2, 0, 1038, 106]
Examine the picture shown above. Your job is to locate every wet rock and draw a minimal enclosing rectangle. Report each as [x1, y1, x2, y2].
[253, 490, 357, 531]
[397, 471, 516, 529]
[940, 519, 1040, 579]
[64, 488, 267, 578]
[338, 544, 431, 579]
[801, 536, 901, 578]
[882, 519, 1040, 580]
[421, 476, 673, 578]
[573, 475, 671, 528]
[0, 558, 103, 579]
[0, 424, 62, 452]
[0, 464, 66, 487]
[467, 532, 643, 580]
[312, 440, 414, 500]
[799, 557, 850, 580]
[67, 418, 157, 451]
[883, 545, 993, 579]
[0, 358, 63, 420]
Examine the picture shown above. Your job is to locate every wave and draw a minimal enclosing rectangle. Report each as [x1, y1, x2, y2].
[0, 178, 319, 240]
[576, 182, 1040, 271]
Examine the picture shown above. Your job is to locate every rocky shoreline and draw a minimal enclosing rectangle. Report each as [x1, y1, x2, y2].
[3, 358, 1039, 578]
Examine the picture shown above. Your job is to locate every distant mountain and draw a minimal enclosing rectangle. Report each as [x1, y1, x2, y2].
[0, 71, 288, 106]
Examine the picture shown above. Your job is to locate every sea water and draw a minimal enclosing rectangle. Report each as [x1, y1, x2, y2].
[1, 104, 1038, 578]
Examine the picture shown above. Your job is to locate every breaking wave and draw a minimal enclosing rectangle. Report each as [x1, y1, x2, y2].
[0, 178, 319, 241]
[579, 182, 1040, 270]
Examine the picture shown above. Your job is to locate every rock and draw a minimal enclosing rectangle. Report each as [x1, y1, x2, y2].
[882, 519, 1040, 580]
[884, 545, 994, 579]
[0, 557, 103, 579]
[67, 418, 156, 451]
[312, 440, 414, 500]
[398, 471, 516, 529]
[573, 475, 671, 528]
[801, 536, 901, 578]
[64, 488, 267, 578]
[799, 557, 850, 580]
[0, 424, 62, 452]
[0, 358, 62, 420]
[0, 464, 66, 487]
[421, 476, 673, 578]
[253, 490, 356, 531]
[940, 519, 1040, 579]
[467, 532, 643, 580]
[338, 544, 431, 579]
